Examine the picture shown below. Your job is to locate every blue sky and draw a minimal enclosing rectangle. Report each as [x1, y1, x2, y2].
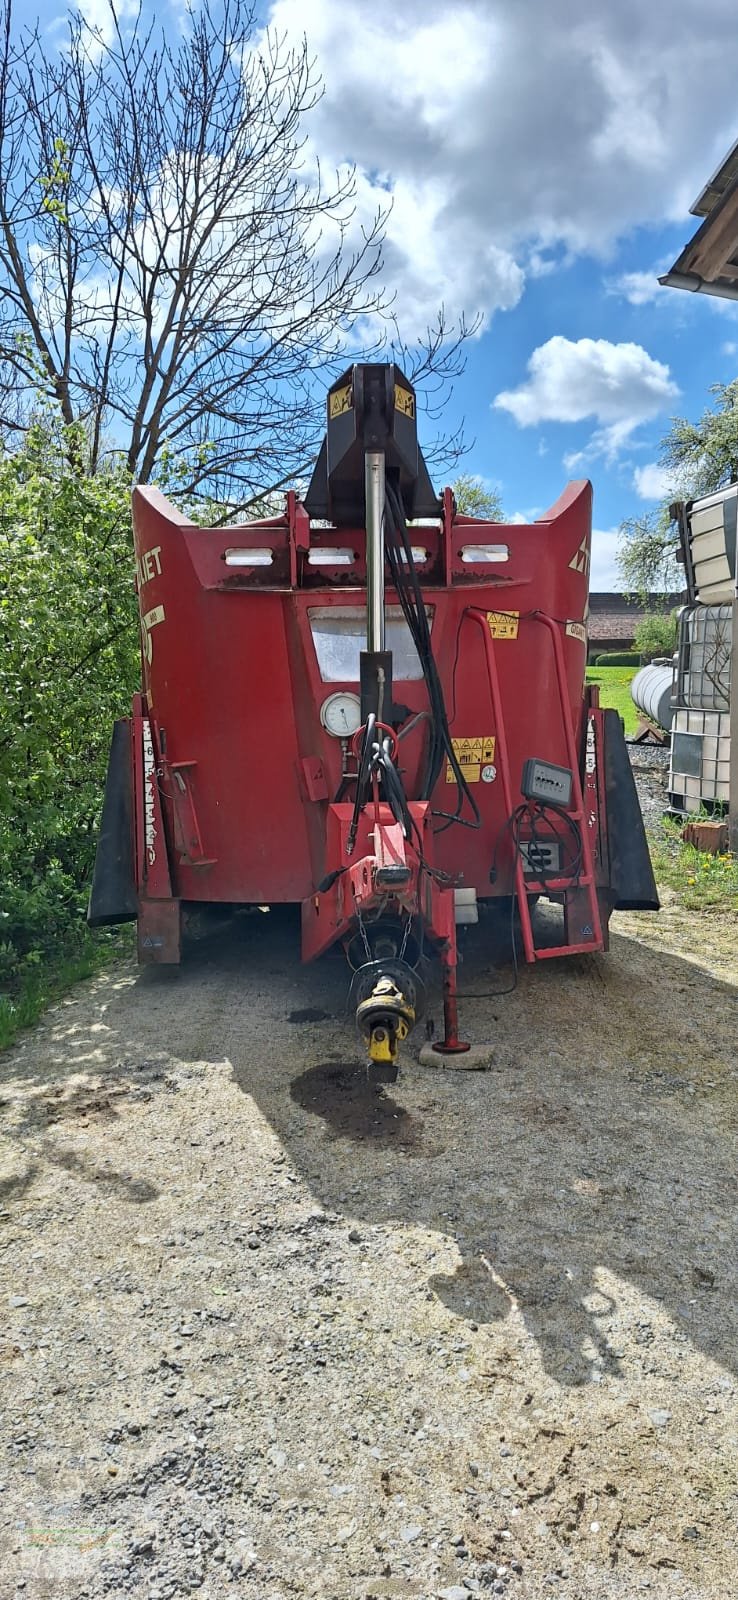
[35, 0, 738, 584]
[459, 225, 738, 584]
[255, 0, 738, 587]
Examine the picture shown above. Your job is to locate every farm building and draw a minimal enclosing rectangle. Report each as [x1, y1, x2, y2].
[587, 591, 683, 662]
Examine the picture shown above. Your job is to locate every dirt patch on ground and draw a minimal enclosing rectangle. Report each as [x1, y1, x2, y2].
[0, 897, 736, 1600]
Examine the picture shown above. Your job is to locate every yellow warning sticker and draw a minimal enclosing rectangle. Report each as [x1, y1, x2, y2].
[446, 735, 496, 784]
[486, 610, 519, 640]
[329, 382, 352, 419]
[394, 383, 415, 419]
[566, 620, 587, 644]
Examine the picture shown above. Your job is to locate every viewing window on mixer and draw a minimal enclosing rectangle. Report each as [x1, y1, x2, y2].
[308, 606, 433, 682]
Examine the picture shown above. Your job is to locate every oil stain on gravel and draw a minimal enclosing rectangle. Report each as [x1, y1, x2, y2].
[290, 1059, 426, 1153]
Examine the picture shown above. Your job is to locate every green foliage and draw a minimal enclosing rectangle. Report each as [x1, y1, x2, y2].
[632, 611, 677, 662]
[617, 510, 681, 599]
[593, 651, 640, 667]
[38, 136, 71, 224]
[661, 380, 738, 496]
[452, 474, 503, 520]
[0, 927, 132, 1052]
[618, 379, 738, 594]
[0, 422, 138, 1003]
[647, 818, 738, 915]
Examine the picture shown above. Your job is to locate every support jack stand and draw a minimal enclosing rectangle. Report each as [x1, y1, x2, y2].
[418, 961, 493, 1071]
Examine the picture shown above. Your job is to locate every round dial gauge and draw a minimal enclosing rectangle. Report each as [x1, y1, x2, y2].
[320, 691, 362, 738]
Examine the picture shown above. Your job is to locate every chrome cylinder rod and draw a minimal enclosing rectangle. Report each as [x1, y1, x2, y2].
[365, 451, 386, 653]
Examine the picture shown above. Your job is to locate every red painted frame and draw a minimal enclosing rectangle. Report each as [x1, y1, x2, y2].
[129, 478, 606, 987]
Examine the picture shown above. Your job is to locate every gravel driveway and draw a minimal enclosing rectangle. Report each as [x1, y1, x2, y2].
[1, 811, 736, 1600]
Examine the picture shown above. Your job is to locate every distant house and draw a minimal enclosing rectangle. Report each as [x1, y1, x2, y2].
[587, 592, 683, 663]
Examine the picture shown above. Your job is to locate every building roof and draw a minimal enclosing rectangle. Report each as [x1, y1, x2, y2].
[691, 136, 738, 217]
[588, 612, 643, 641]
[660, 138, 738, 301]
[588, 590, 682, 615]
[587, 592, 683, 643]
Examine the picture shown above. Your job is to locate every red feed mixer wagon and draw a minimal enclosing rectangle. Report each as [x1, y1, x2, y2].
[89, 363, 658, 1080]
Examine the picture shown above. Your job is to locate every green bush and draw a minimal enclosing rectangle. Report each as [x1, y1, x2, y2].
[594, 651, 640, 666]
[633, 610, 678, 662]
[0, 423, 139, 996]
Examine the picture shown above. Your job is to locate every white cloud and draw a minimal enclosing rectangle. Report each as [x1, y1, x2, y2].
[722, 341, 738, 356]
[608, 269, 663, 306]
[590, 528, 623, 590]
[358, 172, 525, 333]
[75, 0, 139, 48]
[263, 0, 738, 332]
[633, 461, 675, 500]
[494, 336, 678, 457]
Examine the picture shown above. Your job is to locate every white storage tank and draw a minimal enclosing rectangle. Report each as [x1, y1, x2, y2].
[684, 485, 737, 603]
[668, 707, 731, 815]
[675, 603, 731, 711]
[631, 661, 674, 731]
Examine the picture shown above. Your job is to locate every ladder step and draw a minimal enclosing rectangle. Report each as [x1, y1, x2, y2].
[533, 939, 604, 959]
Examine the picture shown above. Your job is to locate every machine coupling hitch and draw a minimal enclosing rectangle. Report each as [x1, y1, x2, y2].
[349, 957, 425, 1083]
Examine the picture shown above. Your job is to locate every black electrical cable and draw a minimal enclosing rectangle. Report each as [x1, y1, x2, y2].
[490, 801, 583, 891]
[462, 797, 584, 1000]
[387, 482, 455, 801]
[383, 481, 480, 834]
[347, 712, 376, 853]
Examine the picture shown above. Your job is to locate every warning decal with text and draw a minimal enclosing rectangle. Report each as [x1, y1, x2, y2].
[446, 735, 496, 784]
[486, 610, 519, 640]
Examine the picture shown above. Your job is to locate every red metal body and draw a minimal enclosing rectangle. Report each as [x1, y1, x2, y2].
[128, 479, 612, 1021]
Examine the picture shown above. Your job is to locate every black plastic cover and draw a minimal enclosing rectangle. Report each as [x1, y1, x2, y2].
[304, 362, 439, 524]
[602, 709, 660, 911]
[87, 719, 138, 926]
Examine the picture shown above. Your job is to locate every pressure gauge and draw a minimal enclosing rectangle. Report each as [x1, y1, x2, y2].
[320, 691, 362, 738]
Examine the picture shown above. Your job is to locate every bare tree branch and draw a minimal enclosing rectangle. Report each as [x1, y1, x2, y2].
[0, 0, 471, 505]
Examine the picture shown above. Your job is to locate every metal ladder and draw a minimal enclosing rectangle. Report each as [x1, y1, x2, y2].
[466, 608, 604, 962]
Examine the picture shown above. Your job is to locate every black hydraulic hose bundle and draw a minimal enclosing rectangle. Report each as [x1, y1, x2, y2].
[383, 481, 480, 833]
[346, 712, 414, 856]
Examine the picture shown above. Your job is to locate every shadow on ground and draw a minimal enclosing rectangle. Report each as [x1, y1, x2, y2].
[2, 904, 736, 1388]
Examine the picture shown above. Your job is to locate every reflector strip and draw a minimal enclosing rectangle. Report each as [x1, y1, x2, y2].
[460, 544, 509, 563]
[307, 548, 356, 565]
[224, 548, 273, 566]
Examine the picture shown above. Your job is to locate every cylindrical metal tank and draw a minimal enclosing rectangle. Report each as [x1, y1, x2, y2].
[631, 661, 674, 731]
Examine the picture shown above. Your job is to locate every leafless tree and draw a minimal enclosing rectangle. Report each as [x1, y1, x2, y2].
[0, 0, 470, 509]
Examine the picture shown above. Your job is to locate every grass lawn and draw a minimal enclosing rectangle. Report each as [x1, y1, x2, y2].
[585, 665, 638, 734]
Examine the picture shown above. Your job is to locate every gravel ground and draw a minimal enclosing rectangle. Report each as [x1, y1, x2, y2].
[625, 747, 671, 832]
[1, 760, 736, 1600]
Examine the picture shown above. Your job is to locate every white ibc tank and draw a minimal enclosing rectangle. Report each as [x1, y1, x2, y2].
[686, 485, 737, 603]
[675, 604, 731, 711]
[631, 662, 674, 731]
[669, 707, 731, 813]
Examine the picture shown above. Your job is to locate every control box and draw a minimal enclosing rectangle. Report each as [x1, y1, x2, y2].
[521, 757, 573, 808]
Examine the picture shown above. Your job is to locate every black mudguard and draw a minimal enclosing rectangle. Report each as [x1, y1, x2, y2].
[602, 709, 660, 911]
[87, 719, 138, 926]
